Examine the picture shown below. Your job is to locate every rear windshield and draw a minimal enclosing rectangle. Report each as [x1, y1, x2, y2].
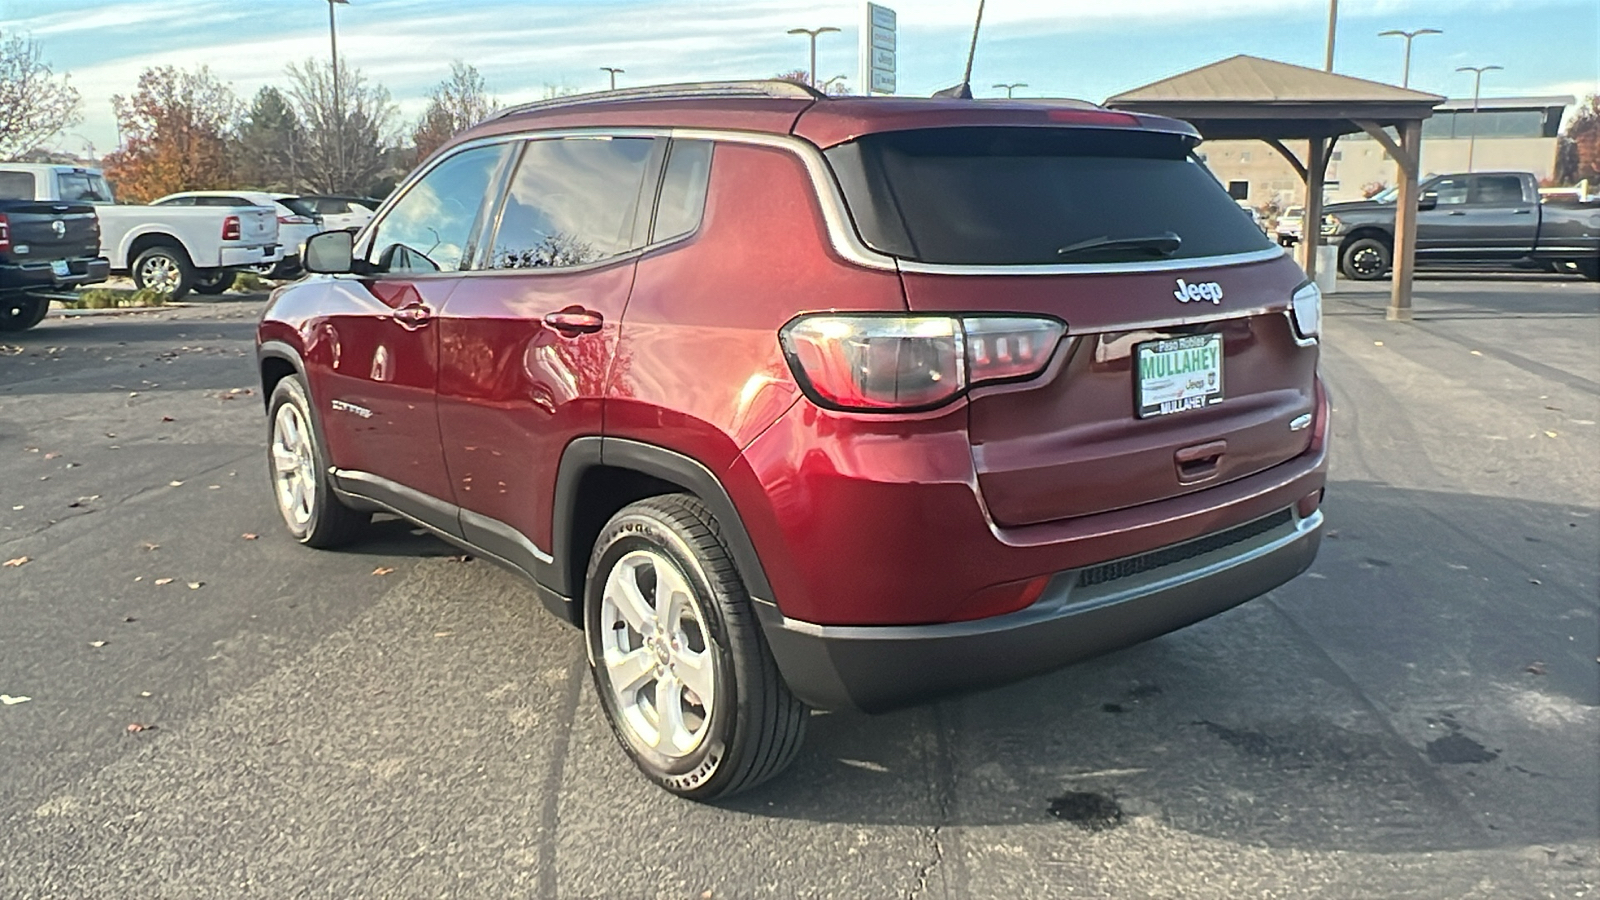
[826, 127, 1274, 266]
[277, 197, 318, 217]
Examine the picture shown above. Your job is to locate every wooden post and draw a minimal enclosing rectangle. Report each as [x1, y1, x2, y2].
[1302, 137, 1327, 282]
[1388, 119, 1422, 321]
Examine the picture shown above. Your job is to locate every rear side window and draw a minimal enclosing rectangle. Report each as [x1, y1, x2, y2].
[1470, 175, 1525, 205]
[0, 171, 36, 199]
[651, 140, 712, 243]
[486, 136, 656, 270]
[367, 143, 507, 274]
[826, 127, 1275, 265]
[154, 196, 194, 206]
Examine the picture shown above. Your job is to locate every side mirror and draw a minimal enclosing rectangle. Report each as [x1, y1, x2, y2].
[303, 229, 355, 274]
[1418, 192, 1438, 211]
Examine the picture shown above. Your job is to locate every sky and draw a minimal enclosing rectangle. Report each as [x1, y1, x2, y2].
[3, 0, 1596, 156]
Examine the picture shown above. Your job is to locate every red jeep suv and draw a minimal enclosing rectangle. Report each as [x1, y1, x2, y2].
[257, 81, 1328, 800]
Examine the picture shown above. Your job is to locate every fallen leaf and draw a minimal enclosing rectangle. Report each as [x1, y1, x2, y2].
[153, 577, 174, 586]
[1525, 661, 1547, 676]
[1373, 341, 1384, 347]
[1544, 431, 1558, 438]
[434, 631, 455, 637]
[44, 451, 60, 459]
[372, 566, 395, 576]
[1528, 578, 1542, 585]
[0, 694, 31, 705]
[448, 554, 473, 563]
[207, 484, 220, 490]
[89, 640, 107, 648]
[3, 556, 29, 568]
[241, 533, 259, 540]
[1469, 350, 1483, 356]
[138, 691, 151, 697]
[160, 416, 174, 423]
[168, 480, 183, 487]
[126, 722, 149, 733]
[187, 581, 203, 590]
[10, 505, 22, 511]
[141, 542, 160, 551]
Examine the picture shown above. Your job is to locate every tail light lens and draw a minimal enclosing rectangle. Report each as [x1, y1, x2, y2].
[1291, 281, 1321, 340]
[277, 214, 314, 225]
[0, 214, 10, 253]
[222, 215, 241, 241]
[781, 314, 1065, 412]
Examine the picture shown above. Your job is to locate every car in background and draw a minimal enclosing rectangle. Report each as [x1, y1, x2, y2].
[0, 196, 109, 331]
[1276, 207, 1303, 246]
[152, 191, 321, 286]
[0, 164, 282, 300]
[294, 195, 379, 233]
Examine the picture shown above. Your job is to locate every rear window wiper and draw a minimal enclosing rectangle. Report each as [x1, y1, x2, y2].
[1057, 232, 1182, 259]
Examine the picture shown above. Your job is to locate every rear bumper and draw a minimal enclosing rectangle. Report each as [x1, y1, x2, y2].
[762, 507, 1322, 712]
[0, 256, 110, 291]
[219, 244, 282, 268]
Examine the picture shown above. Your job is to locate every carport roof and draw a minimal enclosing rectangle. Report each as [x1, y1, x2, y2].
[1105, 54, 1444, 139]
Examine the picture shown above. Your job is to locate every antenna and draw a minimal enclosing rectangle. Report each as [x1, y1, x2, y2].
[932, 0, 986, 99]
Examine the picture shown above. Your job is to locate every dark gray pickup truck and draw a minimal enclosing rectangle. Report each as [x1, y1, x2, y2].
[1323, 171, 1600, 281]
[0, 198, 110, 331]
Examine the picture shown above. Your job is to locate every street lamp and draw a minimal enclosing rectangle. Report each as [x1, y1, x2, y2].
[600, 67, 624, 91]
[992, 82, 1027, 98]
[1455, 64, 1502, 173]
[820, 75, 848, 94]
[327, 0, 348, 189]
[1377, 28, 1441, 87]
[786, 26, 840, 88]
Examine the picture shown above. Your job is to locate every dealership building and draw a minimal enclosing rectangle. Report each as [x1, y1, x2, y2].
[1199, 95, 1576, 209]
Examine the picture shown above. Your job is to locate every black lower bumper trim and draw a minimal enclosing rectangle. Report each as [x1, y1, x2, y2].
[762, 509, 1322, 713]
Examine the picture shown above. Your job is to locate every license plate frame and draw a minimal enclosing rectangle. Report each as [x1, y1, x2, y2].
[1135, 332, 1224, 419]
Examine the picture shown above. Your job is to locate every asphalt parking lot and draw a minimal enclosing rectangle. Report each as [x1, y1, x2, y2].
[1, 275, 1596, 899]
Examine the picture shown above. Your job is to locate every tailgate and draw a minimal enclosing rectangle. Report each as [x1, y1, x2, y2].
[235, 207, 278, 244]
[1, 202, 100, 260]
[901, 257, 1316, 526]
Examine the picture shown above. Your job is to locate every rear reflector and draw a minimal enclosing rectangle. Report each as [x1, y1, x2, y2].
[950, 575, 1051, 622]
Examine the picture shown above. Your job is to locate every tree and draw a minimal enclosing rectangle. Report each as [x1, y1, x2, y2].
[773, 69, 811, 87]
[1554, 94, 1599, 186]
[412, 62, 495, 164]
[1361, 181, 1390, 199]
[102, 66, 239, 203]
[284, 57, 400, 196]
[237, 86, 303, 190]
[0, 31, 82, 159]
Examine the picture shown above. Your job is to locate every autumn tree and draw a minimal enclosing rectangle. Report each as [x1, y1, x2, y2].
[284, 57, 400, 196]
[102, 66, 239, 203]
[1554, 94, 1599, 185]
[412, 62, 495, 164]
[237, 86, 303, 190]
[0, 31, 82, 159]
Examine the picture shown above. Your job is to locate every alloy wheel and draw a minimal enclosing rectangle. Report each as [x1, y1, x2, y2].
[271, 402, 317, 528]
[599, 548, 718, 758]
[139, 255, 181, 293]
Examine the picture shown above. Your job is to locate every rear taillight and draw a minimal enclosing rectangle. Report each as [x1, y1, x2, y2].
[0, 213, 10, 253]
[277, 214, 314, 225]
[780, 314, 1065, 412]
[1290, 281, 1321, 340]
[222, 215, 241, 241]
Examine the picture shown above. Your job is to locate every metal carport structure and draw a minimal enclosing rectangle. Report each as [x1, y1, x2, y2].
[1107, 55, 1444, 320]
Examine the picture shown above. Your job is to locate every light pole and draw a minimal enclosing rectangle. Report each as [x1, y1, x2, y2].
[820, 75, 848, 94]
[327, 0, 348, 190]
[1378, 28, 1441, 87]
[1324, 0, 1338, 72]
[786, 26, 840, 88]
[992, 82, 1027, 98]
[1456, 64, 1502, 172]
[600, 67, 624, 91]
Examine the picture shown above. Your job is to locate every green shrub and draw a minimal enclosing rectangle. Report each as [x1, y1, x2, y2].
[232, 270, 271, 293]
[59, 288, 167, 309]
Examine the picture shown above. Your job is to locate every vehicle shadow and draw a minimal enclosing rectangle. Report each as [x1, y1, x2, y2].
[724, 481, 1599, 855]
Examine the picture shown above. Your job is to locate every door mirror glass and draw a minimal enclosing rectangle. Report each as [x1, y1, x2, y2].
[303, 229, 355, 273]
[1418, 192, 1438, 211]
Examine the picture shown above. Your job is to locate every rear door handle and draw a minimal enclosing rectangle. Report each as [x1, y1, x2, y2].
[1512, 209, 1532, 215]
[544, 306, 604, 335]
[391, 304, 433, 328]
[1447, 211, 1467, 216]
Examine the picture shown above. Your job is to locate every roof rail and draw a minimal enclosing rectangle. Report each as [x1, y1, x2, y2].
[490, 80, 826, 120]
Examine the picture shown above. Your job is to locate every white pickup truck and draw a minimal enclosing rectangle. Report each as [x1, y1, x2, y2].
[0, 164, 282, 299]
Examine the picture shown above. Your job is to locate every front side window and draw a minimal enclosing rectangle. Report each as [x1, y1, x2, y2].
[1431, 177, 1469, 206]
[368, 144, 506, 274]
[486, 136, 655, 270]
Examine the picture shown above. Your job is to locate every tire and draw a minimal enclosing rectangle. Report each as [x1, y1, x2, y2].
[192, 269, 236, 295]
[0, 294, 50, 332]
[1576, 256, 1600, 282]
[584, 494, 807, 801]
[1340, 236, 1392, 281]
[266, 375, 370, 548]
[131, 244, 194, 300]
